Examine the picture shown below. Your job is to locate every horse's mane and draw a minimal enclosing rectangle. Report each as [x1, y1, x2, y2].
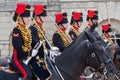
[63, 31, 88, 53]
[56, 31, 88, 58]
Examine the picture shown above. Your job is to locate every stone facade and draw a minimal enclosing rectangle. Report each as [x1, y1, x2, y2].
[0, 0, 120, 57]
[61, 1, 120, 34]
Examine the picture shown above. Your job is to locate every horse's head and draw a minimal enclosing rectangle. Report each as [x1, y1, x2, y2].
[54, 25, 117, 80]
[85, 28, 117, 78]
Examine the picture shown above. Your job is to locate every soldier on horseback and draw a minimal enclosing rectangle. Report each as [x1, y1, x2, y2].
[52, 12, 72, 52]
[84, 9, 99, 79]
[86, 10, 98, 30]
[69, 11, 83, 40]
[10, 3, 32, 80]
[29, 4, 52, 80]
[102, 24, 113, 46]
[101, 24, 119, 58]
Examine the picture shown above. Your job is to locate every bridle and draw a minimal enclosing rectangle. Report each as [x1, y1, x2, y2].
[87, 41, 113, 79]
[55, 40, 103, 80]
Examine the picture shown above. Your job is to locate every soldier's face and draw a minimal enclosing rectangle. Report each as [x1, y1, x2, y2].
[92, 19, 98, 24]
[23, 17, 29, 24]
[89, 19, 98, 24]
[108, 32, 113, 37]
[77, 22, 82, 27]
[62, 23, 68, 29]
[88, 19, 98, 27]
[88, 20, 92, 26]
[19, 17, 30, 26]
[40, 16, 46, 23]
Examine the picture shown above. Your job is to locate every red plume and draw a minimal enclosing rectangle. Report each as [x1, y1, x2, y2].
[73, 12, 81, 21]
[102, 24, 109, 32]
[34, 4, 44, 15]
[88, 10, 95, 18]
[16, 3, 26, 15]
[55, 13, 63, 23]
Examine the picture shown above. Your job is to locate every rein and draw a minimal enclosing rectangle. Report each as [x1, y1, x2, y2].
[105, 58, 112, 64]
[87, 41, 112, 73]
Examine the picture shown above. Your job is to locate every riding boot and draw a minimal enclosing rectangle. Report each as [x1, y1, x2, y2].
[18, 77, 28, 80]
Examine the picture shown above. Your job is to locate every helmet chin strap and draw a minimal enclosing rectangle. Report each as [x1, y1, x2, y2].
[61, 24, 66, 31]
[91, 19, 94, 24]
[77, 22, 80, 28]
[39, 16, 43, 23]
[21, 17, 25, 26]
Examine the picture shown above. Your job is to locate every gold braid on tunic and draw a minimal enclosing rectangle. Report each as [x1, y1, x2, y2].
[70, 27, 80, 36]
[103, 33, 113, 45]
[56, 30, 71, 47]
[105, 37, 113, 45]
[17, 25, 32, 54]
[33, 24, 52, 78]
[33, 24, 46, 41]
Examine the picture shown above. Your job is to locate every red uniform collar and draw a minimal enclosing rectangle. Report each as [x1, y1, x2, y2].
[58, 27, 66, 32]
[36, 21, 42, 27]
[104, 34, 110, 38]
[18, 22, 26, 27]
[88, 23, 92, 27]
[72, 26, 79, 30]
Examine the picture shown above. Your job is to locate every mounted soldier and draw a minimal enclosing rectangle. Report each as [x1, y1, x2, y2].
[69, 11, 83, 40]
[30, 4, 50, 50]
[101, 24, 119, 56]
[29, 4, 52, 80]
[102, 24, 113, 46]
[86, 10, 98, 30]
[52, 12, 72, 52]
[84, 9, 99, 79]
[10, 3, 32, 80]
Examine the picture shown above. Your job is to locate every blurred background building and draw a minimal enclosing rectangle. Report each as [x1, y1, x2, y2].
[0, 0, 120, 57]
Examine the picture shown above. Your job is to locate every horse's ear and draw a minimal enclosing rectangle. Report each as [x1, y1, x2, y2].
[85, 28, 97, 43]
[90, 23, 98, 32]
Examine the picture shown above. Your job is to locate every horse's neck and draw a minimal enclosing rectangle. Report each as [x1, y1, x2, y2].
[57, 67, 84, 80]
[55, 40, 89, 79]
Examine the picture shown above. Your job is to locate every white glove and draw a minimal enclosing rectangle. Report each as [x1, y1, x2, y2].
[51, 47, 59, 51]
[31, 49, 38, 57]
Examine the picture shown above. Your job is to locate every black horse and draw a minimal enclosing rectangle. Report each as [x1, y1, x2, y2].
[90, 29, 120, 79]
[48, 28, 117, 80]
[0, 27, 117, 80]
